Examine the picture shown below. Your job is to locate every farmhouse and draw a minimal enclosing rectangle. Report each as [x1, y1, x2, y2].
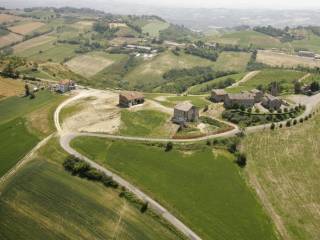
[119, 91, 144, 107]
[250, 89, 264, 103]
[56, 79, 75, 93]
[126, 44, 152, 52]
[211, 89, 227, 102]
[172, 102, 199, 124]
[298, 51, 315, 58]
[262, 94, 282, 110]
[224, 93, 255, 108]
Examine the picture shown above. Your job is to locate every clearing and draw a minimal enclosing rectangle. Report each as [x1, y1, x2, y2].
[72, 137, 278, 240]
[65, 52, 117, 78]
[8, 21, 45, 35]
[13, 35, 56, 54]
[0, 138, 183, 240]
[257, 50, 320, 68]
[243, 112, 320, 240]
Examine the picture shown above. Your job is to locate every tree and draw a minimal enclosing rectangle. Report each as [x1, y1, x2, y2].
[165, 142, 173, 152]
[270, 123, 275, 130]
[294, 81, 302, 94]
[25, 84, 30, 97]
[310, 81, 320, 92]
[140, 202, 148, 213]
[235, 153, 247, 168]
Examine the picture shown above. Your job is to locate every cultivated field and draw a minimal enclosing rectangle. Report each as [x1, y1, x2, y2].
[243, 112, 320, 240]
[65, 52, 115, 78]
[13, 35, 56, 53]
[73, 20, 95, 30]
[142, 21, 170, 37]
[0, 13, 23, 23]
[214, 51, 251, 72]
[0, 139, 183, 240]
[257, 50, 320, 68]
[0, 77, 24, 99]
[72, 138, 278, 240]
[0, 33, 23, 48]
[226, 69, 306, 94]
[8, 21, 45, 35]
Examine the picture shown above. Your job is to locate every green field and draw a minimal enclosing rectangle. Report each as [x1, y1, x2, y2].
[72, 137, 278, 240]
[164, 95, 210, 108]
[291, 30, 320, 53]
[0, 139, 184, 240]
[124, 51, 217, 90]
[188, 73, 246, 94]
[120, 109, 170, 137]
[226, 69, 305, 94]
[17, 42, 78, 63]
[142, 21, 170, 37]
[214, 51, 251, 72]
[243, 112, 320, 240]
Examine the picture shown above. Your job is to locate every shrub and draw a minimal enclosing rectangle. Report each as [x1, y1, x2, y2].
[235, 153, 247, 168]
[277, 108, 282, 114]
[228, 142, 238, 153]
[165, 142, 173, 152]
[299, 118, 304, 123]
[270, 123, 275, 130]
[286, 120, 291, 127]
[293, 119, 297, 125]
[279, 123, 283, 128]
[304, 116, 309, 121]
[255, 108, 260, 113]
[284, 108, 288, 113]
[140, 202, 149, 213]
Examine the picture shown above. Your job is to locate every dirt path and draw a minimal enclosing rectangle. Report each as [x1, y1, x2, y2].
[227, 70, 261, 89]
[298, 73, 311, 83]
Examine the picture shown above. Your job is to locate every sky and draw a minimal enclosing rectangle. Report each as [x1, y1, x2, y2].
[132, 0, 320, 9]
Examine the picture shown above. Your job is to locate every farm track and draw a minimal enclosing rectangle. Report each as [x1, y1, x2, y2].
[227, 70, 261, 89]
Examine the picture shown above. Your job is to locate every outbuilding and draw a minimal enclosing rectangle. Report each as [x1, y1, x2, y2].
[119, 91, 144, 107]
[211, 89, 228, 102]
[224, 93, 255, 108]
[262, 94, 282, 110]
[172, 102, 199, 124]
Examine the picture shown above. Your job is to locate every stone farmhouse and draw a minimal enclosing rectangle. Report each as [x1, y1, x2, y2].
[55, 79, 75, 93]
[172, 102, 199, 124]
[262, 94, 282, 110]
[211, 89, 228, 102]
[250, 89, 264, 103]
[224, 93, 255, 108]
[119, 91, 144, 107]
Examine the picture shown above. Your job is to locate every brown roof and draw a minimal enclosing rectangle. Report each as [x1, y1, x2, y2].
[174, 102, 195, 112]
[59, 79, 73, 85]
[120, 91, 144, 101]
[228, 93, 255, 101]
[264, 93, 280, 101]
[212, 89, 227, 95]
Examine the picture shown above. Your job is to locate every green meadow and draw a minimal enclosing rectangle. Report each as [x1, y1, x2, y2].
[72, 137, 278, 240]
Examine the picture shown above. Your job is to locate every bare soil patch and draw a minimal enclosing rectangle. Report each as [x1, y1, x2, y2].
[257, 50, 320, 68]
[0, 32, 23, 48]
[0, 14, 23, 24]
[8, 22, 45, 35]
[0, 77, 24, 98]
[65, 54, 114, 78]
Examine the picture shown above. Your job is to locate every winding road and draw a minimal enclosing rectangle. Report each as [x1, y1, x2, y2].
[54, 88, 320, 240]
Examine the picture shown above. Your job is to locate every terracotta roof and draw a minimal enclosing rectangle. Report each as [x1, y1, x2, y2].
[59, 79, 72, 85]
[120, 91, 144, 101]
[174, 102, 195, 112]
[212, 89, 227, 95]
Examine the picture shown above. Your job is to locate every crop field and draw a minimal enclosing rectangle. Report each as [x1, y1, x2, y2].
[0, 13, 23, 23]
[119, 109, 171, 137]
[188, 73, 246, 94]
[226, 69, 306, 94]
[0, 139, 183, 240]
[209, 30, 284, 49]
[291, 31, 320, 53]
[0, 32, 23, 48]
[72, 137, 278, 240]
[73, 20, 95, 30]
[65, 52, 118, 78]
[17, 42, 78, 63]
[257, 50, 320, 68]
[124, 51, 217, 89]
[13, 35, 56, 53]
[0, 77, 24, 99]
[8, 21, 45, 35]
[142, 21, 170, 37]
[214, 51, 251, 72]
[243, 112, 320, 240]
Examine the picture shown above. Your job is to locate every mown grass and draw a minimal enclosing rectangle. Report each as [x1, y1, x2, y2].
[0, 138, 184, 240]
[72, 137, 278, 240]
[164, 95, 210, 109]
[243, 111, 320, 240]
[226, 69, 305, 94]
[120, 109, 170, 137]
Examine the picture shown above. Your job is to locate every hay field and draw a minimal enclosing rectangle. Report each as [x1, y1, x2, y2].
[243, 112, 320, 240]
[214, 51, 251, 72]
[0, 77, 24, 99]
[8, 22, 45, 35]
[257, 50, 320, 68]
[0, 32, 23, 48]
[0, 13, 23, 23]
[65, 53, 115, 78]
[13, 35, 56, 53]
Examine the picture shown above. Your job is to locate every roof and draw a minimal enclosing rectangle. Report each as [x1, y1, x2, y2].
[59, 79, 73, 85]
[228, 93, 255, 101]
[174, 102, 195, 112]
[120, 91, 144, 101]
[212, 89, 227, 95]
[264, 93, 280, 101]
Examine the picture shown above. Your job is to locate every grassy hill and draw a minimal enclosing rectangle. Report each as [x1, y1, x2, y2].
[0, 138, 184, 240]
[142, 21, 170, 37]
[72, 137, 278, 240]
[243, 112, 320, 240]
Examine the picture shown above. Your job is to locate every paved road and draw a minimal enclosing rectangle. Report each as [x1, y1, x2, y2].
[55, 89, 320, 240]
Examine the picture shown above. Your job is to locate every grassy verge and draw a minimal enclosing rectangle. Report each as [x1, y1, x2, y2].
[71, 137, 278, 240]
